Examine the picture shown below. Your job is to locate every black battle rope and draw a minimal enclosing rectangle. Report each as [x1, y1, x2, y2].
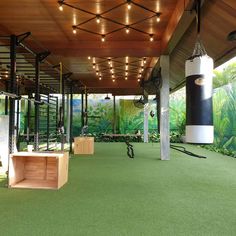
[170, 144, 207, 159]
[125, 140, 134, 159]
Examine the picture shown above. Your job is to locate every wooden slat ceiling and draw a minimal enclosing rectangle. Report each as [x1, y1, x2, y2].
[0, 0, 235, 95]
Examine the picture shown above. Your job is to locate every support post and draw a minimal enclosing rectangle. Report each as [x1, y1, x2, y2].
[143, 101, 149, 143]
[5, 81, 9, 115]
[34, 55, 40, 151]
[9, 35, 17, 154]
[69, 84, 73, 153]
[66, 93, 70, 143]
[81, 91, 84, 129]
[85, 91, 88, 126]
[16, 84, 20, 150]
[26, 93, 31, 145]
[156, 92, 160, 133]
[160, 55, 170, 160]
[61, 75, 65, 151]
[113, 95, 116, 134]
[46, 94, 50, 150]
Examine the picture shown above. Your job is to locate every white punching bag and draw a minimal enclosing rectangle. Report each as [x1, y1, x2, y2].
[185, 54, 214, 144]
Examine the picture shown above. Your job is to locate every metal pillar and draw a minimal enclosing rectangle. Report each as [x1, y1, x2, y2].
[144, 102, 149, 143]
[34, 55, 40, 151]
[85, 91, 88, 126]
[16, 84, 20, 150]
[26, 93, 31, 145]
[9, 35, 17, 154]
[113, 95, 116, 134]
[69, 84, 73, 153]
[160, 55, 170, 160]
[81, 91, 84, 128]
[156, 92, 160, 133]
[46, 94, 50, 150]
[5, 81, 9, 115]
[66, 93, 70, 143]
[61, 76, 65, 151]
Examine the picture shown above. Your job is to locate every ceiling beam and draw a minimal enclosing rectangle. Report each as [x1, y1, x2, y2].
[161, 0, 196, 54]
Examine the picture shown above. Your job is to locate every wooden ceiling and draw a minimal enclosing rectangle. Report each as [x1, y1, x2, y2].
[0, 0, 235, 95]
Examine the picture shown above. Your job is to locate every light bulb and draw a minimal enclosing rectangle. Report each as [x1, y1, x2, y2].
[143, 57, 146, 64]
[156, 14, 161, 22]
[59, 4, 63, 11]
[138, 79, 140, 82]
[125, 77, 128, 80]
[125, 71, 128, 76]
[93, 64, 96, 69]
[99, 77, 102, 80]
[149, 34, 154, 42]
[88, 56, 91, 60]
[72, 26, 77, 34]
[127, 1, 131, 10]
[96, 15, 100, 24]
[101, 35, 105, 42]
[126, 26, 130, 34]
[112, 79, 115, 82]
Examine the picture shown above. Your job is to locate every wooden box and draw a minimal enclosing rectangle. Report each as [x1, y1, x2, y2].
[74, 137, 94, 155]
[8, 152, 69, 190]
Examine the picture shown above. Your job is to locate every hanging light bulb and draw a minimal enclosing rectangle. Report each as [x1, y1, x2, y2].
[96, 71, 99, 76]
[125, 63, 129, 70]
[96, 15, 101, 24]
[156, 13, 161, 22]
[112, 79, 115, 82]
[127, 0, 131, 10]
[101, 35, 105, 42]
[93, 63, 96, 69]
[126, 26, 130, 34]
[99, 76, 102, 80]
[88, 56, 91, 60]
[137, 79, 140, 82]
[93, 57, 96, 63]
[125, 76, 128, 80]
[126, 56, 129, 63]
[112, 74, 115, 78]
[143, 57, 147, 64]
[108, 58, 111, 65]
[149, 34, 154, 42]
[125, 71, 128, 76]
[72, 26, 77, 34]
[58, 0, 64, 11]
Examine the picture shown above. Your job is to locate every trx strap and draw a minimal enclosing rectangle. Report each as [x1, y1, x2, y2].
[125, 140, 134, 159]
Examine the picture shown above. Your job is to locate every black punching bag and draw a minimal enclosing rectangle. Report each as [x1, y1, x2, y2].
[185, 54, 214, 144]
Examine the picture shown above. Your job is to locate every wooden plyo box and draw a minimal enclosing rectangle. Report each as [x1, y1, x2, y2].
[8, 152, 69, 190]
[74, 137, 94, 155]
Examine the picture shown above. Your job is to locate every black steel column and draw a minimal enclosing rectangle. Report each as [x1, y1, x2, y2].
[61, 76, 65, 151]
[55, 96, 58, 134]
[69, 84, 73, 153]
[9, 35, 17, 154]
[34, 55, 40, 151]
[16, 84, 20, 150]
[5, 81, 9, 115]
[81, 91, 84, 129]
[113, 95, 116, 134]
[85, 91, 88, 126]
[156, 93, 160, 134]
[26, 93, 31, 145]
[46, 94, 50, 150]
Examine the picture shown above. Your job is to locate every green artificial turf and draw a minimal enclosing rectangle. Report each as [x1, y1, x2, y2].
[0, 142, 236, 236]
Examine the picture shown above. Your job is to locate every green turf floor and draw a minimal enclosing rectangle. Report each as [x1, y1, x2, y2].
[0, 142, 236, 236]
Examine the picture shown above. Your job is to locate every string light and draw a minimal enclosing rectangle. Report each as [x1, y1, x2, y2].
[96, 15, 101, 24]
[112, 74, 115, 78]
[112, 79, 115, 82]
[88, 56, 91, 60]
[58, 0, 64, 11]
[125, 76, 128, 80]
[137, 79, 140, 82]
[96, 71, 99, 76]
[125, 63, 129, 70]
[93, 57, 96, 63]
[125, 71, 128, 76]
[108, 58, 111, 65]
[143, 57, 147, 64]
[99, 76, 102, 80]
[126, 26, 130, 34]
[72, 26, 77, 34]
[126, 56, 129, 63]
[101, 35, 105, 42]
[93, 63, 96, 69]
[149, 34, 154, 42]
[127, 0, 131, 10]
[156, 13, 161, 22]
